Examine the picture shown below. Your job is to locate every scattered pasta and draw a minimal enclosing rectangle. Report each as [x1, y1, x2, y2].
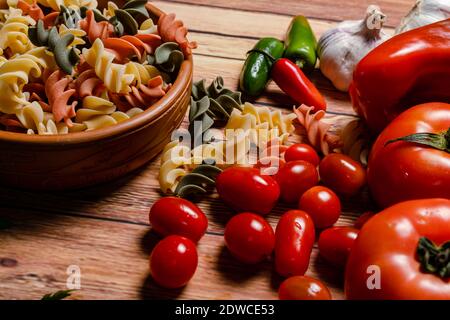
[293, 105, 340, 155]
[159, 94, 298, 194]
[0, 0, 194, 135]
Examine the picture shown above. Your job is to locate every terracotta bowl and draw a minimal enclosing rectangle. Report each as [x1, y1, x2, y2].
[0, 2, 193, 190]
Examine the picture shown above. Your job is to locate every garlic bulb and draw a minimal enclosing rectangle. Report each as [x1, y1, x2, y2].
[317, 5, 389, 92]
[396, 0, 450, 34]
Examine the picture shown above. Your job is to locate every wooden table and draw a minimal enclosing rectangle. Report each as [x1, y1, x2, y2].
[0, 0, 415, 300]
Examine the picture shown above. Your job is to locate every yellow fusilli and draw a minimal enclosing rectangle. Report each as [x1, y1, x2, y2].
[0, 8, 35, 55]
[36, 0, 97, 11]
[82, 38, 135, 93]
[0, 47, 51, 115]
[73, 95, 144, 131]
[226, 102, 296, 148]
[17, 101, 69, 135]
[159, 140, 193, 194]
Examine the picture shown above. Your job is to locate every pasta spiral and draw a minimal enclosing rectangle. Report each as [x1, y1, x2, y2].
[16, 0, 44, 22]
[39, 69, 77, 124]
[75, 95, 143, 131]
[156, 11, 197, 56]
[0, 8, 35, 56]
[103, 33, 162, 63]
[0, 47, 50, 114]
[36, 0, 98, 11]
[159, 140, 193, 194]
[16, 101, 69, 135]
[82, 38, 135, 93]
[293, 105, 340, 155]
[79, 9, 114, 43]
[226, 102, 296, 148]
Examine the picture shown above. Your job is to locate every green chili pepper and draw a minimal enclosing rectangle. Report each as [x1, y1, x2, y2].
[239, 37, 285, 96]
[284, 16, 317, 73]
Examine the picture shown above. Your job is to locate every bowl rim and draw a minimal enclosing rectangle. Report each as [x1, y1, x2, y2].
[0, 2, 193, 146]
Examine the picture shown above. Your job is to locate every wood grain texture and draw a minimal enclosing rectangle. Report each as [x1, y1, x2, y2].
[0, 0, 415, 300]
[0, 209, 346, 300]
[161, 0, 413, 27]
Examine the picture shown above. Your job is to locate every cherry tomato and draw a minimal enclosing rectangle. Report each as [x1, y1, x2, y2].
[319, 154, 366, 197]
[318, 226, 359, 268]
[279, 276, 332, 300]
[149, 235, 198, 289]
[149, 197, 208, 242]
[354, 211, 375, 229]
[298, 186, 341, 229]
[284, 144, 320, 167]
[275, 160, 319, 203]
[224, 213, 275, 264]
[216, 167, 280, 215]
[275, 210, 315, 277]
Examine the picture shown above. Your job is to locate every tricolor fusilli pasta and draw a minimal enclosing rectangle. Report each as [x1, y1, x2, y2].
[0, 0, 194, 135]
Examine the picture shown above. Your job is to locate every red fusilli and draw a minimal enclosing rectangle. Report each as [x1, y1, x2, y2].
[294, 105, 340, 155]
[155, 11, 198, 56]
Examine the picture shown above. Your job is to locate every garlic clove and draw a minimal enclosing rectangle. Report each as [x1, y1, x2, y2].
[317, 5, 389, 92]
[396, 0, 450, 34]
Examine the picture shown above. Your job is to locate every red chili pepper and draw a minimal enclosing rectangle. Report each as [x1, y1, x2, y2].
[271, 58, 327, 111]
[248, 49, 327, 111]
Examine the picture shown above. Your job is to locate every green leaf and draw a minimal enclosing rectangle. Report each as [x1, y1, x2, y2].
[41, 289, 75, 300]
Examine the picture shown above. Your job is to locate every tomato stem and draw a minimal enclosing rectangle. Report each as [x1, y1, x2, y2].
[417, 237, 450, 279]
[385, 127, 450, 153]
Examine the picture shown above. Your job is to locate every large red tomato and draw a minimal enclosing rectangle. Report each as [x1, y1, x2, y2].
[345, 198, 450, 300]
[368, 103, 450, 208]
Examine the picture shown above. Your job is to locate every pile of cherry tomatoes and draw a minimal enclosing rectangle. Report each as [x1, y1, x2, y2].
[148, 143, 369, 299]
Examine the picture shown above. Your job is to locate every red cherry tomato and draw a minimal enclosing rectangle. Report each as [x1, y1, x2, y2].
[224, 213, 275, 264]
[216, 167, 280, 215]
[318, 226, 359, 268]
[298, 186, 341, 229]
[275, 160, 319, 203]
[354, 211, 376, 229]
[284, 144, 320, 167]
[319, 154, 366, 197]
[149, 197, 208, 242]
[279, 276, 332, 300]
[149, 235, 198, 289]
[275, 210, 315, 277]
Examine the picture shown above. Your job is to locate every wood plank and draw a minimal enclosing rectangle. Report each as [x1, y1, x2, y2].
[161, 0, 414, 28]
[0, 209, 346, 300]
[153, 0, 398, 40]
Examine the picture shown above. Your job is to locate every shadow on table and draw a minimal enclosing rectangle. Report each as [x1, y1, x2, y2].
[0, 163, 152, 229]
[140, 274, 185, 300]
